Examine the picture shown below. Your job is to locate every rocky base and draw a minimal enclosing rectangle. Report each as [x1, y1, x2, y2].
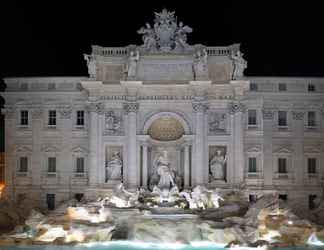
[1, 190, 324, 248]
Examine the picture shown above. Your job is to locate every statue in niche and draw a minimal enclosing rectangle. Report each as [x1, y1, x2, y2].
[193, 49, 208, 80]
[126, 50, 140, 80]
[137, 23, 157, 51]
[231, 50, 247, 80]
[83, 54, 96, 79]
[174, 21, 193, 51]
[209, 113, 226, 133]
[209, 149, 227, 180]
[152, 151, 176, 189]
[105, 151, 123, 181]
[105, 111, 121, 134]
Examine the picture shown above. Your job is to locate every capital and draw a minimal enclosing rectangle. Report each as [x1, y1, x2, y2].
[292, 111, 305, 120]
[1, 107, 15, 119]
[262, 109, 275, 120]
[192, 102, 208, 113]
[87, 102, 105, 114]
[227, 102, 245, 114]
[123, 102, 139, 114]
[58, 106, 72, 119]
[31, 108, 43, 119]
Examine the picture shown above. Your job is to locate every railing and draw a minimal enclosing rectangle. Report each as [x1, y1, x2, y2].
[92, 45, 234, 57]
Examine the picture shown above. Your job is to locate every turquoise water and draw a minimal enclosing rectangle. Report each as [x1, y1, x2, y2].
[1, 242, 324, 250]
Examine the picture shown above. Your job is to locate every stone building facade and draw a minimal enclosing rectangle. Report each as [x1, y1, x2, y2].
[1, 10, 324, 210]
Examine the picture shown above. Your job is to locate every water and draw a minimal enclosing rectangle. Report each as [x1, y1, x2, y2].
[1, 242, 324, 250]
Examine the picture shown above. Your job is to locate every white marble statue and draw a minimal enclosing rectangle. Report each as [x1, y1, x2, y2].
[107, 183, 139, 208]
[210, 150, 227, 180]
[174, 21, 192, 50]
[193, 49, 208, 80]
[106, 152, 122, 181]
[152, 185, 179, 203]
[105, 111, 121, 133]
[231, 50, 247, 80]
[153, 151, 176, 188]
[83, 54, 96, 78]
[137, 23, 157, 51]
[126, 50, 139, 80]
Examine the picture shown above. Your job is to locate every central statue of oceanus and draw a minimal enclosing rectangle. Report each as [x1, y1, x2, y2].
[137, 9, 193, 52]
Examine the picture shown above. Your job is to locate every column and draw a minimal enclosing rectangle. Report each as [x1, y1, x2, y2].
[291, 111, 305, 185]
[31, 108, 43, 188]
[123, 102, 139, 189]
[183, 143, 190, 188]
[262, 108, 275, 186]
[88, 102, 103, 187]
[192, 102, 208, 186]
[142, 143, 148, 187]
[228, 102, 245, 184]
[2, 107, 15, 198]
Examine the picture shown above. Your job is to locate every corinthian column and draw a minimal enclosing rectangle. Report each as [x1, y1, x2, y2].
[123, 102, 139, 188]
[192, 102, 208, 186]
[88, 102, 104, 187]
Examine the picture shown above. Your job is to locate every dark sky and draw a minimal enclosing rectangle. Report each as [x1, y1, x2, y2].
[1, 1, 324, 78]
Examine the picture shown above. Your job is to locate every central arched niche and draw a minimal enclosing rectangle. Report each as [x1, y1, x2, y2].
[148, 116, 185, 141]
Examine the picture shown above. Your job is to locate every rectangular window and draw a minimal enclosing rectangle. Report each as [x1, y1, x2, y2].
[76, 110, 85, 126]
[308, 84, 316, 92]
[279, 194, 288, 201]
[249, 194, 257, 203]
[48, 110, 56, 126]
[19, 157, 28, 172]
[250, 83, 258, 91]
[278, 158, 287, 173]
[20, 110, 29, 125]
[248, 110, 257, 126]
[278, 83, 287, 91]
[308, 158, 316, 174]
[76, 157, 85, 173]
[307, 111, 316, 127]
[248, 157, 257, 172]
[309, 195, 317, 210]
[278, 111, 287, 126]
[48, 157, 56, 172]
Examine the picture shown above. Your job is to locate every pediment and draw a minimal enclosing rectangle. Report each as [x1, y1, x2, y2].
[41, 145, 60, 152]
[273, 146, 293, 154]
[245, 146, 262, 153]
[304, 145, 321, 154]
[71, 146, 88, 153]
[15, 145, 32, 153]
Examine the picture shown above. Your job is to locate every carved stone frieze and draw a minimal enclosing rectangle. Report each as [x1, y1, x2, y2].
[227, 102, 245, 114]
[123, 102, 139, 114]
[192, 102, 208, 113]
[292, 111, 305, 120]
[208, 112, 226, 133]
[103, 110, 123, 135]
[262, 109, 275, 120]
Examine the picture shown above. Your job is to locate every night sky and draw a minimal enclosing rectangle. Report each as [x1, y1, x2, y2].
[1, 1, 324, 79]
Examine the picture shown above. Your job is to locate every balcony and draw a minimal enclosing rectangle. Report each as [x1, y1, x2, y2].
[15, 172, 32, 185]
[273, 172, 294, 185]
[70, 172, 88, 185]
[245, 172, 263, 186]
[42, 172, 59, 185]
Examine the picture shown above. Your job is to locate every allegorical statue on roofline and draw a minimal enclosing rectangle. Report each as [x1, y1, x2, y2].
[137, 9, 193, 53]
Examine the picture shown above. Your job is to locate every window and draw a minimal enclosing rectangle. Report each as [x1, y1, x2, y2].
[278, 83, 287, 91]
[279, 194, 287, 201]
[250, 83, 258, 91]
[307, 111, 316, 127]
[48, 157, 56, 172]
[75, 193, 84, 202]
[278, 111, 287, 126]
[19, 157, 28, 172]
[249, 194, 257, 203]
[48, 110, 56, 126]
[46, 193, 55, 210]
[308, 158, 316, 174]
[248, 110, 257, 126]
[248, 157, 257, 172]
[308, 84, 316, 92]
[76, 110, 85, 126]
[278, 158, 287, 173]
[76, 157, 85, 173]
[20, 110, 29, 126]
[309, 195, 317, 210]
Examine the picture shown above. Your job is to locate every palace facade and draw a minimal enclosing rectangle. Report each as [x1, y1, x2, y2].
[2, 10, 324, 210]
